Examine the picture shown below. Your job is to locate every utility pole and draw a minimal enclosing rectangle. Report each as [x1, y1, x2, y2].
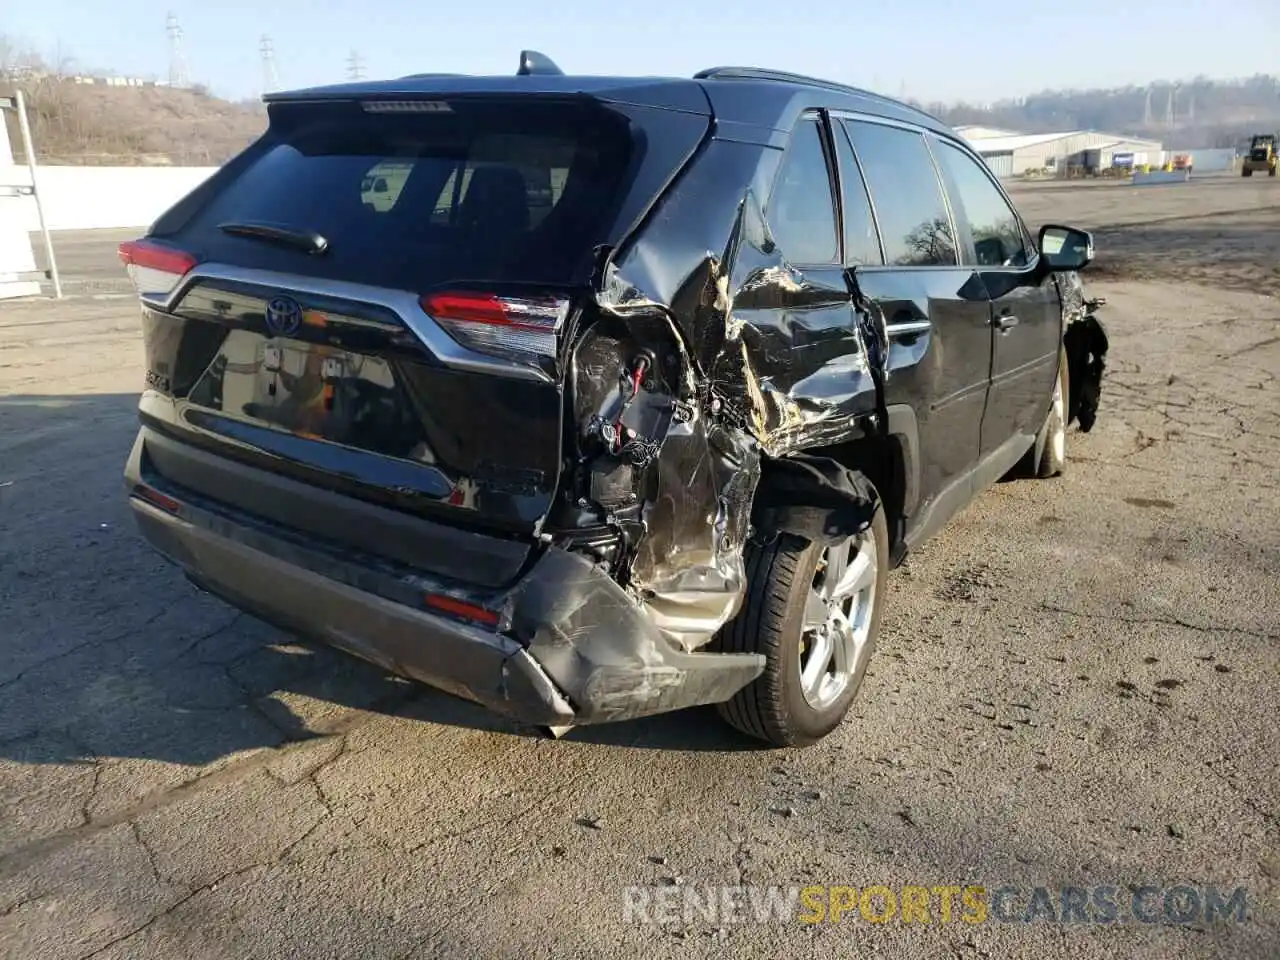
[260, 35, 279, 95]
[166, 12, 190, 88]
[346, 50, 366, 82]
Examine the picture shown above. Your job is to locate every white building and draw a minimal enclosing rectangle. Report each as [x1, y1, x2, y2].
[958, 128, 1164, 177]
[953, 125, 1022, 141]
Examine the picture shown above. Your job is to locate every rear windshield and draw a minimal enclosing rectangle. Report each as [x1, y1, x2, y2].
[184, 99, 636, 290]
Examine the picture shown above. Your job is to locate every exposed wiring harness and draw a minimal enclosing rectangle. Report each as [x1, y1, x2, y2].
[587, 353, 660, 467]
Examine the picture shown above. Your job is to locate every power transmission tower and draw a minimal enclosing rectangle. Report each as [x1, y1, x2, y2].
[1143, 87, 1153, 126]
[346, 50, 366, 82]
[260, 35, 279, 94]
[166, 12, 190, 88]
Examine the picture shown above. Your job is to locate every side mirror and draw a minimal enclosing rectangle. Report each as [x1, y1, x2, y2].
[1038, 224, 1094, 271]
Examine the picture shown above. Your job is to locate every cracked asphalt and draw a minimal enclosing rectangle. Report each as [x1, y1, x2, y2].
[2, 178, 1278, 959]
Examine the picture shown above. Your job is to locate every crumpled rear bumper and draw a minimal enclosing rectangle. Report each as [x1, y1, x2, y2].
[125, 434, 763, 727]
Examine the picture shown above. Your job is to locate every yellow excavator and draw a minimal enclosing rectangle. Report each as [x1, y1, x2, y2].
[1242, 134, 1277, 177]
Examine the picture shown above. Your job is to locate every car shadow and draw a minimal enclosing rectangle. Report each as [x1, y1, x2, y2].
[0, 392, 752, 774]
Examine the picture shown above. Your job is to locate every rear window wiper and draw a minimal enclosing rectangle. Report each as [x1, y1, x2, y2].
[218, 221, 329, 256]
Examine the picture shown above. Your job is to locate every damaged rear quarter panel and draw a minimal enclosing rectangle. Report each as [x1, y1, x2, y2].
[568, 131, 882, 653]
[599, 135, 879, 456]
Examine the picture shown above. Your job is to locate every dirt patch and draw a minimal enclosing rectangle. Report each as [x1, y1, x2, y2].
[1010, 177, 1280, 299]
[1090, 209, 1280, 297]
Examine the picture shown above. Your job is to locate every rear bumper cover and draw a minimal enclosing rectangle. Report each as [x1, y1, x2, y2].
[125, 431, 763, 726]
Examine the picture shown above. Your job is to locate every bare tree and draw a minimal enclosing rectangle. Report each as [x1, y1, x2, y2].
[0, 34, 46, 77]
[902, 216, 956, 267]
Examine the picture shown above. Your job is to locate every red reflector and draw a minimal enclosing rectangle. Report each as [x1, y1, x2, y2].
[424, 593, 500, 627]
[134, 485, 182, 514]
[117, 239, 198, 276]
[422, 292, 544, 332]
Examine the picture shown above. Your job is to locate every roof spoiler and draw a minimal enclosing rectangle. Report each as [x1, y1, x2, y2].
[517, 50, 563, 77]
[267, 50, 571, 102]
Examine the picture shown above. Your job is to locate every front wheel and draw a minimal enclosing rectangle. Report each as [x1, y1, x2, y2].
[1034, 351, 1070, 477]
[1011, 348, 1070, 479]
[715, 486, 889, 747]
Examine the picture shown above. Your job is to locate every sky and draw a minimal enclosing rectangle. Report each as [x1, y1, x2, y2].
[4, 0, 1278, 104]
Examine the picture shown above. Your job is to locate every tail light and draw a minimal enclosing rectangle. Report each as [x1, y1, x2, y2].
[421, 291, 569, 369]
[117, 239, 198, 298]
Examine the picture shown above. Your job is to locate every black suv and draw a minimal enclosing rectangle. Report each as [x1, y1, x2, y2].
[120, 54, 1098, 746]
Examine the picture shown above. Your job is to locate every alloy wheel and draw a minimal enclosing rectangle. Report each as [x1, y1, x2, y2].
[798, 529, 879, 710]
[1051, 371, 1066, 463]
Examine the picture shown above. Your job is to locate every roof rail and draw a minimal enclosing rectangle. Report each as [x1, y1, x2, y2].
[517, 50, 564, 77]
[694, 65, 928, 115]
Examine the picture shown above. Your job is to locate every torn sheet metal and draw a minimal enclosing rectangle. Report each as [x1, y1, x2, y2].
[509, 548, 763, 723]
[574, 138, 888, 653]
[569, 301, 761, 652]
[1059, 271, 1109, 432]
[627, 415, 760, 651]
[597, 138, 883, 461]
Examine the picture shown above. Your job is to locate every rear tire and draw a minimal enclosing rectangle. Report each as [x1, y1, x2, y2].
[716, 485, 889, 747]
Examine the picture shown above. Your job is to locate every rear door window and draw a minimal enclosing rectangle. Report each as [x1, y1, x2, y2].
[832, 124, 884, 266]
[767, 116, 840, 265]
[185, 99, 635, 290]
[841, 120, 957, 267]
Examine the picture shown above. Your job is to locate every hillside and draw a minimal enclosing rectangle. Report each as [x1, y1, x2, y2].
[2, 78, 265, 165]
[913, 75, 1280, 148]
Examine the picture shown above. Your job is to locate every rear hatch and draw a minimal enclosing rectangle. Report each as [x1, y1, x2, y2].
[125, 89, 709, 579]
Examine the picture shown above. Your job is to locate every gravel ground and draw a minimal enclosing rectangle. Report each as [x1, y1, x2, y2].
[1008, 174, 1280, 297]
[1, 178, 1277, 959]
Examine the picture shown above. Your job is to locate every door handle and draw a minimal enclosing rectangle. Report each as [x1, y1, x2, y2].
[993, 313, 1020, 331]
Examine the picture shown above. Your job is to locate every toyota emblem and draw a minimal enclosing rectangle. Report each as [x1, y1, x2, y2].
[264, 295, 303, 337]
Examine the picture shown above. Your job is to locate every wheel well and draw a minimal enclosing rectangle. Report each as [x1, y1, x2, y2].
[802, 435, 908, 562]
